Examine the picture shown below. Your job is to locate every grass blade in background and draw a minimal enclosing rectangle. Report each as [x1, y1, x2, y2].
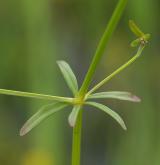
[21, 0, 67, 164]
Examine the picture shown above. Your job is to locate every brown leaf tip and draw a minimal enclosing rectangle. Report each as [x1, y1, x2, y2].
[130, 94, 141, 102]
[19, 126, 28, 136]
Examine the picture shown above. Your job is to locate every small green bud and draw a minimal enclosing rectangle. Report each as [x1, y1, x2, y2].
[129, 20, 150, 47]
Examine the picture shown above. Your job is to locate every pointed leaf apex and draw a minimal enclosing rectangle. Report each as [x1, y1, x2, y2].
[19, 126, 27, 136]
[68, 106, 81, 127]
[86, 102, 127, 131]
[121, 121, 127, 130]
[56, 60, 63, 65]
[129, 94, 141, 102]
[19, 103, 67, 136]
[68, 116, 75, 127]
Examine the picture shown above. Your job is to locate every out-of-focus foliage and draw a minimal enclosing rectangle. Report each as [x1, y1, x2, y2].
[0, 0, 159, 165]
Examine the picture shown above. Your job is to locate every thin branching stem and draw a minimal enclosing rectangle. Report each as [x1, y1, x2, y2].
[87, 45, 145, 95]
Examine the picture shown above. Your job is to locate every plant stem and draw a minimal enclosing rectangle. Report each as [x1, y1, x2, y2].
[0, 89, 73, 103]
[87, 45, 145, 95]
[79, 0, 128, 96]
[71, 109, 83, 165]
[71, 1, 127, 165]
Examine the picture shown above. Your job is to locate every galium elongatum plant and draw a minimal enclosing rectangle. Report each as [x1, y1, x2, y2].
[0, 0, 150, 164]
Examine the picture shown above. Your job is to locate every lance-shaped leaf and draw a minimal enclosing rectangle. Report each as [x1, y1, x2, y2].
[57, 61, 78, 95]
[20, 102, 68, 136]
[85, 102, 127, 130]
[129, 20, 144, 37]
[68, 105, 81, 127]
[87, 91, 141, 102]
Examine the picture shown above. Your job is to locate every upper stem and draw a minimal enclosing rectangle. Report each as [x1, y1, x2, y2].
[79, 0, 128, 96]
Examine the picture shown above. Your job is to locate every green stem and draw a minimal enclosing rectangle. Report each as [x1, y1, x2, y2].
[0, 89, 73, 103]
[71, 109, 83, 165]
[79, 0, 128, 96]
[87, 45, 145, 95]
[71, 1, 127, 165]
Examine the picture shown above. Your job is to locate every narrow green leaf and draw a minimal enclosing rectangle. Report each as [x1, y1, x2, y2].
[87, 91, 141, 102]
[68, 105, 81, 127]
[85, 102, 127, 130]
[57, 61, 78, 95]
[0, 88, 73, 103]
[129, 20, 144, 37]
[20, 102, 68, 136]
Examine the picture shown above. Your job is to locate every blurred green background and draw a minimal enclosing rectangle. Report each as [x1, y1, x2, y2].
[0, 0, 159, 165]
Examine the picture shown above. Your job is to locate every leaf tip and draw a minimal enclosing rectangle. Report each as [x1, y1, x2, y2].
[129, 20, 136, 30]
[57, 60, 66, 65]
[123, 124, 127, 131]
[68, 116, 75, 127]
[19, 126, 27, 136]
[129, 19, 133, 26]
[120, 120, 127, 131]
[129, 93, 141, 102]
[56, 60, 62, 65]
[19, 122, 32, 136]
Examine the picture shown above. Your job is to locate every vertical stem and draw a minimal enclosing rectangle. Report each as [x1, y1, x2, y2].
[79, 0, 128, 96]
[71, 110, 83, 165]
[71, 1, 127, 165]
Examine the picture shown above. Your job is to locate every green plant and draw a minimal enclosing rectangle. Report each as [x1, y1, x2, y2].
[0, 0, 150, 164]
